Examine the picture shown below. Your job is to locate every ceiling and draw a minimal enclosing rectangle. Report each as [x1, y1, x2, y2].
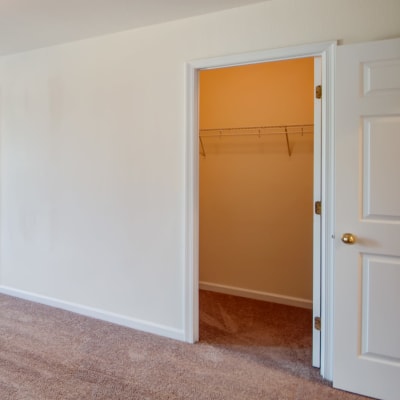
[0, 0, 268, 56]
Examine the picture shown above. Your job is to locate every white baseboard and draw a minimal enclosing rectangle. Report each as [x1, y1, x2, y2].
[199, 281, 312, 309]
[0, 286, 185, 341]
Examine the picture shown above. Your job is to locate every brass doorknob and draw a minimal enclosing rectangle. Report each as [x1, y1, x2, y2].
[341, 233, 356, 245]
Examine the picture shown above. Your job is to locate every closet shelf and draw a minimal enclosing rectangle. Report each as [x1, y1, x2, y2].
[199, 124, 313, 157]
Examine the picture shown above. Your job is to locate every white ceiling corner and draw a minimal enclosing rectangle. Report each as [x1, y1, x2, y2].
[0, 0, 268, 56]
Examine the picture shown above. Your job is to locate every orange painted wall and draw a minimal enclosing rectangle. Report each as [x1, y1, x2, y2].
[199, 58, 314, 301]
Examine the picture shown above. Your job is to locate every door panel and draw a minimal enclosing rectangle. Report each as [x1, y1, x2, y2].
[334, 37, 400, 400]
[363, 59, 400, 95]
[361, 255, 400, 361]
[363, 116, 400, 219]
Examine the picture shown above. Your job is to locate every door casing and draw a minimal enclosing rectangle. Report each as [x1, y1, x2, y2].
[184, 41, 336, 380]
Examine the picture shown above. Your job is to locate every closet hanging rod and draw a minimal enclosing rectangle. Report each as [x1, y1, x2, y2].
[199, 124, 313, 137]
[199, 124, 313, 158]
[199, 130, 312, 138]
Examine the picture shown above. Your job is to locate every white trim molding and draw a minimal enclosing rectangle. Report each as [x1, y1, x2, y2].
[184, 40, 336, 380]
[0, 286, 185, 341]
[200, 282, 312, 309]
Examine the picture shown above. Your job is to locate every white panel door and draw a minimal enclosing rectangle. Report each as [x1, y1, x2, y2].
[334, 38, 400, 400]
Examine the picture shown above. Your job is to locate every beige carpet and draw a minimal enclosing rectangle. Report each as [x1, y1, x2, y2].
[0, 291, 373, 399]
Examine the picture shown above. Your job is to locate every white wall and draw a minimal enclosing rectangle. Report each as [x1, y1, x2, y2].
[0, 0, 399, 340]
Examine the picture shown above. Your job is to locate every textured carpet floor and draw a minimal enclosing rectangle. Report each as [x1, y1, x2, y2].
[0, 291, 373, 400]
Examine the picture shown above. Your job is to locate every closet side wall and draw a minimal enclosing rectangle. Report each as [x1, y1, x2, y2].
[199, 58, 314, 302]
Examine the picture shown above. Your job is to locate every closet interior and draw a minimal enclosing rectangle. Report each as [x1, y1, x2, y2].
[199, 58, 314, 308]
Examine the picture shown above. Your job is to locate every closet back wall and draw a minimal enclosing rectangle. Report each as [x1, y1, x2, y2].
[199, 58, 314, 304]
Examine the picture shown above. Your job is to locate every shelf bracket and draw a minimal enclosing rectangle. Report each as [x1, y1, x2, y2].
[284, 128, 292, 156]
[199, 137, 206, 158]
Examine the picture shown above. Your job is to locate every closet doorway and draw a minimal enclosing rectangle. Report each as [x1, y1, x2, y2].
[198, 57, 321, 366]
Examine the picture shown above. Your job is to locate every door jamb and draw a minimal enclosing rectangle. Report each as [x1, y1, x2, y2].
[184, 41, 336, 380]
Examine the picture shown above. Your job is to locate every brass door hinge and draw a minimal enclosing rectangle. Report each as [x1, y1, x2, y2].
[315, 201, 321, 215]
[316, 85, 322, 99]
[314, 316, 321, 331]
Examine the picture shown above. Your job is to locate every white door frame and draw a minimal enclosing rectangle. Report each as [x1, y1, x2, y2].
[184, 41, 336, 380]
